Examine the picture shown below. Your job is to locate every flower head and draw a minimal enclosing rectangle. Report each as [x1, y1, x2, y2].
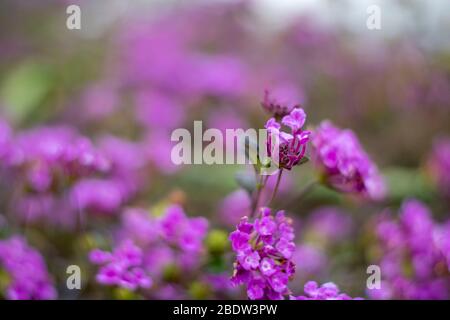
[290, 281, 362, 300]
[311, 120, 386, 200]
[0, 236, 56, 300]
[230, 207, 296, 300]
[368, 199, 450, 300]
[89, 240, 152, 291]
[265, 108, 310, 171]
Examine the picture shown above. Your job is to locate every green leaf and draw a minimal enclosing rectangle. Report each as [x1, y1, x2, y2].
[1, 61, 54, 122]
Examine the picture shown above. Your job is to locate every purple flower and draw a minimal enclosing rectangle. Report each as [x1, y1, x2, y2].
[91, 205, 209, 294]
[0, 236, 56, 300]
[291, 281, 361, 300]
[282, 108, 306, 134]
[70, 179, 126, 215]
[368, 199, 450, 300]
[265, 108, 310, 171]
[269, 272, 289, 293]
[89, 249, 112, 265]
[238, 250, 260, 270]
[311, 120, 386, 200]
[159, 205, 208, 253]
[230, 207, 296, 300]
[255, 215, 277, 236]
[259, 258, 277, 276]
[90, 240, 152, 291]
[247, 279, 265, 300]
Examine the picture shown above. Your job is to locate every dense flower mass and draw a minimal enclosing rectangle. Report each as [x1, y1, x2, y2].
[89, 240, 152, 291]
[265, 108, 311, 170]
[90, 205, 209, 296]
[9, 126, 110, 180]
[311, 121, 386, 200]
[0, 236, 56, 300]
[368, 199, 450, 299]
[230, 207, 296, 300]
[0, 121, 144, 227]
[290, 281, 362, 300]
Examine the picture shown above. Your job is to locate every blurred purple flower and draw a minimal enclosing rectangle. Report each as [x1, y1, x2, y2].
[90, 240, 152, 291]
[311, 120, 386, 200]
[368, 199, 450, 299]
[70, 179, 126, 215]
[0, 236, 56, 300]
[290, 281, 361, 300]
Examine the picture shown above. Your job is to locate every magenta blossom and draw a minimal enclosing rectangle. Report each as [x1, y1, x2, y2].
[89, 240, 152, 291]
[265, 108, 310, 171]
[368, 199, 450, 300]
[290, 281, 362, 300]
[0, 236, 56, 300]
[230, 207, 296, 300]
[311, 120, 386, 200]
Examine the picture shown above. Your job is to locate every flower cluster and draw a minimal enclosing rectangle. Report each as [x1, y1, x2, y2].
[368, 199, 450, 299]
[90, 205, 209, 296]
[427, 137, 450, 197]
[311, 120, 386, 200]
[230, 207, 296, 300]
[0, 122, 145, 227]
[89, 240, 152, 291]
[9, 126, 110, 183]
[265, 108, 311, 170]
[159, 205, 209, 254]
[0, 236, 56, 300]
[290, 281, 362, 300]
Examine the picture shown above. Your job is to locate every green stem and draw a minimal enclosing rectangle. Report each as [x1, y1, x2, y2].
[269, 169, 283, 206]
[251, 174, 268, 218]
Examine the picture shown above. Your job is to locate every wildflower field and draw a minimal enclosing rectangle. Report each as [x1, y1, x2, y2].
[0, 0, 449, 300]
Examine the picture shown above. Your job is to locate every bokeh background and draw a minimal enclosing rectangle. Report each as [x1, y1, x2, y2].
[0, 0, 449, 300]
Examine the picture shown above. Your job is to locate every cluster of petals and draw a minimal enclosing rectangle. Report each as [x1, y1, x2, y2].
[265, 108, 311, 170]
[230, 207, 296, 300]
[0, 236, 56, 300]
[369, 199, 450, 299]
[311, 120, 386, 200]
[290, 281, 362, 300]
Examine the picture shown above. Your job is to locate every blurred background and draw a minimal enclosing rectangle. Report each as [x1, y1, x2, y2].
[0, 0, 449, 299]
